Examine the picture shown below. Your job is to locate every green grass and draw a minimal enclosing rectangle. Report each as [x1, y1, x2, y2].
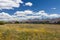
[0, 24, 60, 40]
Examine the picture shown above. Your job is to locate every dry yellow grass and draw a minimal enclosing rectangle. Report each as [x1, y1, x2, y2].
[0, 24, 60, 40]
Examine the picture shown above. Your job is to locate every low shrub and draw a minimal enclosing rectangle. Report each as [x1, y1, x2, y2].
[0, 21, 5, 25]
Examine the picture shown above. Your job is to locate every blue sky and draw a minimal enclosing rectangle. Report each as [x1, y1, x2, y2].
[0, 0, 60, 14]
[0, 0, 60, 21]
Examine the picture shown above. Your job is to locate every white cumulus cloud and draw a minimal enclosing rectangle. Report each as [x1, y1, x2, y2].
[25, 2, 33, 6]
[14, 10, 33, 16]
[0, 0, 23, 9]
[49, 14, 60, 19]
[0, 12, 13, 21]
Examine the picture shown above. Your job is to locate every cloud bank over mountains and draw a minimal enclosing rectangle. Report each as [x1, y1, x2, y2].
[0, 10, 60, 21]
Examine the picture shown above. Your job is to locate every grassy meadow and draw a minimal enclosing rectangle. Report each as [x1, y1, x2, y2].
[0, 24, 60, 40]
